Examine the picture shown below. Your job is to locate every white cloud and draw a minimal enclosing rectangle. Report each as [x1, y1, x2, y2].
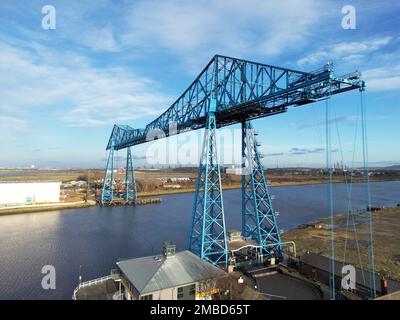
[79, 26, 119, 52]
[3, 1, 327, 72]
[121, 0, 324, 67]
[295, 35, 400, 91]
[363, 64, 400, 91]
[297, 36, 392, 66]
[0, 115, 29, 141]
[0, 43, 172, 127]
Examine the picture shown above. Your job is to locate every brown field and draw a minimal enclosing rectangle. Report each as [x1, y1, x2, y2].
[1, 167, 399, 199]
[282, 206, 400, 280]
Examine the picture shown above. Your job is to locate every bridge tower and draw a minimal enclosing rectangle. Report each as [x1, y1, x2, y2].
[101, 140, 115, 205]
[241, 121, 281, 256]
[188, 99, 228, 267]
[124, 147, 137, 203]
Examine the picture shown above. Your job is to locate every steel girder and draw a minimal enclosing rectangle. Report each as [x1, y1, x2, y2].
[101, 141, 115, 204]
[241, 121, 281, 257]
[188, 104, 228, 267]
[106, 56, 364, 150]
[124, 147, 137, 203]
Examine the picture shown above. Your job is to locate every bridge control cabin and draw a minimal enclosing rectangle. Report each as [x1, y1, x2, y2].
[227, 230, 280, 273]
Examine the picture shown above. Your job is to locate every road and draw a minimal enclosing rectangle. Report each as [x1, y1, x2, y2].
[256, 273, 323, 300]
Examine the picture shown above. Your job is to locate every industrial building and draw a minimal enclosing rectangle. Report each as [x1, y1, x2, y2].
[0, 182, 61, 206]
[299, 252, 400, 299]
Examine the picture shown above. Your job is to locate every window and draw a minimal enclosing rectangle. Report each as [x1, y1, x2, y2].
[189, 284, 196, 296]
[177, 284, 196, 300]
[177, 287, 184, 300]
[140, 294, 153, 300]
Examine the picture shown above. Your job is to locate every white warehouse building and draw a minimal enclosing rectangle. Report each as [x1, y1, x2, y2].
[0, 182, 61, 206]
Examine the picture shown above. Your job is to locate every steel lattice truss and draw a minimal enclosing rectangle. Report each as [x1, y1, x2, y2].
[101, 141, 115, 204]
[106, 55, 364, 150]
[188, 112, 228, 266]
[241, 121, 281, 255]
[124, 147, 137, 202]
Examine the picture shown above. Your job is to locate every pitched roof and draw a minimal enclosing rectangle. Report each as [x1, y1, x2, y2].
[117, 250, 226, 295]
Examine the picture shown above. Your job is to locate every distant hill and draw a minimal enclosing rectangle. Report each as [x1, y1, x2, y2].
[381, 165, 400, 170]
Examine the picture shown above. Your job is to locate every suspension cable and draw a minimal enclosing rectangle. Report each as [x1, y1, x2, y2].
[326, 94, 335, 300]
[360, 89, 376, 299]
[332, 99, 366, 285]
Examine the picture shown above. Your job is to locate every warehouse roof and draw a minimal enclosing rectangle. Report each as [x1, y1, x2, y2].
[117, 250, 226, 295]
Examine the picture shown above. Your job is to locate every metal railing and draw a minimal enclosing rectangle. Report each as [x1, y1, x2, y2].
[72, 275, 114, 300]
[259, 292, 287, 300]
[113, 291, 124, 300]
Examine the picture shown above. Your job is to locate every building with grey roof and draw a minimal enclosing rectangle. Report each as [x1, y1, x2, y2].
[116, 242, 227, 300]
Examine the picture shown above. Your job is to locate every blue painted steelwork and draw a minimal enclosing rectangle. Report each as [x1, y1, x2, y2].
[101, 140, 115, 204]
[102, 55, 366, 268]
[188, 101, 228, 267]
[124, 147, 137, 203]
[241, 120, 281, 257]
[105, 56, 364, 151]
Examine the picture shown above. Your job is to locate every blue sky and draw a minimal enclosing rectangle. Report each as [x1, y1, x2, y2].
[0, 0, 399, 168]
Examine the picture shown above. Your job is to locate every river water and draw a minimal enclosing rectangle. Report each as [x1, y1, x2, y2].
[0, 181, 399, 299]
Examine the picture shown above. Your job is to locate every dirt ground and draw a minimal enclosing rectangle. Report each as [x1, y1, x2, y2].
[282, 206, 400, 280]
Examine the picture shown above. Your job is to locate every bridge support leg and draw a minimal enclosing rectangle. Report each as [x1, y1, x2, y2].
[189, 111, 228, 267]
[241, 121, 281, 258]
[101, 141, 115, 205]
[124, 147, 137, 203]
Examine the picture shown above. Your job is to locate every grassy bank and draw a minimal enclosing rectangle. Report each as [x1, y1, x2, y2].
[138, 184, 242, 197]
[138, 178, 400, 197]
[282, 206, 400, 280]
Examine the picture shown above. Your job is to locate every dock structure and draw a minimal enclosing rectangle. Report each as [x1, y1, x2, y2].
[100, 55, 365, 270]
[97, 197, 161, 206]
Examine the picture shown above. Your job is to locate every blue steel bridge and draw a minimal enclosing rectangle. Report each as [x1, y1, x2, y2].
[100, 54, 364, 268]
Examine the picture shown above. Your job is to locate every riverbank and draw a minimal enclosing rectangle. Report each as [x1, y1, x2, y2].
[138, 179, 400, 197]
[2, 179, 399, 215]
[0, 200, 96, 216]
[281, 205, 400, 281]
[138, 184, 241, 197]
